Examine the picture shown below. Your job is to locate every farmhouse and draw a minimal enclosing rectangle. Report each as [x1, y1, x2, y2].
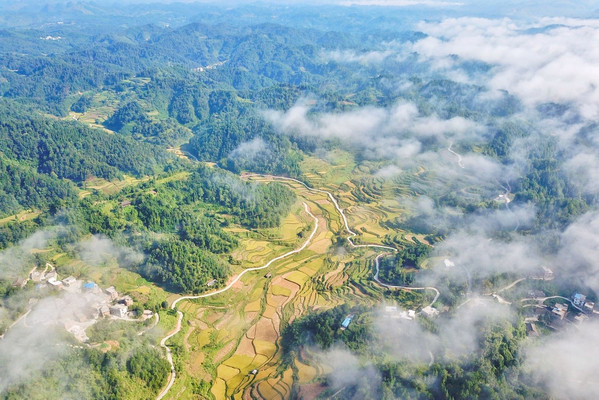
[525, 322, 539, 337]
[110, 304, 128, 318]
[45, 270, 58, 281]
[572, 293, 587, 308]
[421, 306, 439, 318]
[99, 305, 110, 318]
[119, 295, 134, 306]
[62, 276, 77, 287]
[552, 303, 568, 320]
[105, 286, 118, 301]
[584, 301, 595, 313]
[30, 270, 44, 282]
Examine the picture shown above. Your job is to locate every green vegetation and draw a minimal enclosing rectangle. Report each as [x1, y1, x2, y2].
[281, 304, 371, 363]
[377, 241, 430, 285]
[127, 348, 170, 392]
[282, 306, 545, 400]
[0, 3, 592, 400]
[146, 238, 229, 293]
[2, 346, 168, 400]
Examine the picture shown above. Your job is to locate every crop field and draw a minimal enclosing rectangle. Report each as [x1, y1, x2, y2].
[0, 209, 41, 225]
[156, 160, 432, 399]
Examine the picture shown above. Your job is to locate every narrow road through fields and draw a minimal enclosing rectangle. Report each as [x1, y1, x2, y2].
[373, 254, 440, 308]
[447, 143, 465, 169]
[171, 202, 319, 309]
[253, 174, 396, 252]
[156, 202, 319, 400]
[156, 174, 442, 399]
[255, 175, 439, 302]
[156, 311, 183, 400]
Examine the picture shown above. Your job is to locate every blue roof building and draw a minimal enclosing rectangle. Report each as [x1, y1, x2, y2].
[341, 314, 354, 329]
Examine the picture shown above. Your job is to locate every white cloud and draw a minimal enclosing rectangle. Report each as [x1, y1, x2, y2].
[557, 211, 599, 292]
[263, 99, 481, 160]
[524, 319, 599, 400]
[323, 49, 395, 65]
[78, 235, 143, 267]
[374, 164, 402, 178]
[412, 18, 599, 119]
[229, 137, 268, 161]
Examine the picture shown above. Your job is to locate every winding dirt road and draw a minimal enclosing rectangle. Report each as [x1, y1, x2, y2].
[447, 143, 465, 169]
[373, 253, 441, 308]
[156, 175, 441, 399]
[156, 202, 319, 399]
[156, 311, 183, 400]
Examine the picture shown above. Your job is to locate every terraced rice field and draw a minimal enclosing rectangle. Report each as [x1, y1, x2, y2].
[161, 166, 425, 399]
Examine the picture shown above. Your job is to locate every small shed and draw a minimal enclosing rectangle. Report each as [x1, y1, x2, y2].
[341, 314, 354, 330]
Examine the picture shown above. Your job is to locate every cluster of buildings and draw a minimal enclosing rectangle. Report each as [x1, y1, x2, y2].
[571, 293, 596, 313]
[19, 264, 153, 342]
[543, 292, 597, 326]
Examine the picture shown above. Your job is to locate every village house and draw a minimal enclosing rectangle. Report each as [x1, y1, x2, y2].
[109, 304, 128, 318]
[47, 278, 62, 289]
[82, 282, 96, 292]
[64, 321, 89, 342]
[572, 293, 587, 308]
[119, 295, 134, 307]
[584, 301, 595, 313]
[74, 310, 88, 323]
[105, 286, 118, 301]
[574, 314, 589, 324]
[62, 276, 77, 287]
[99, 305, 110, 318]
[421, 306, 440, 318]
[340, 315, 354, 330]
[400, 310, 416, 320]
[30, 270, 44, 283]
[552, 303, 568, 320]
[45, 269, 58, 282]
[531, 266, 554, 280]
[541, 266, 554, 280]
[526, 322, 539, 337]
[12, 278, 25, 288]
